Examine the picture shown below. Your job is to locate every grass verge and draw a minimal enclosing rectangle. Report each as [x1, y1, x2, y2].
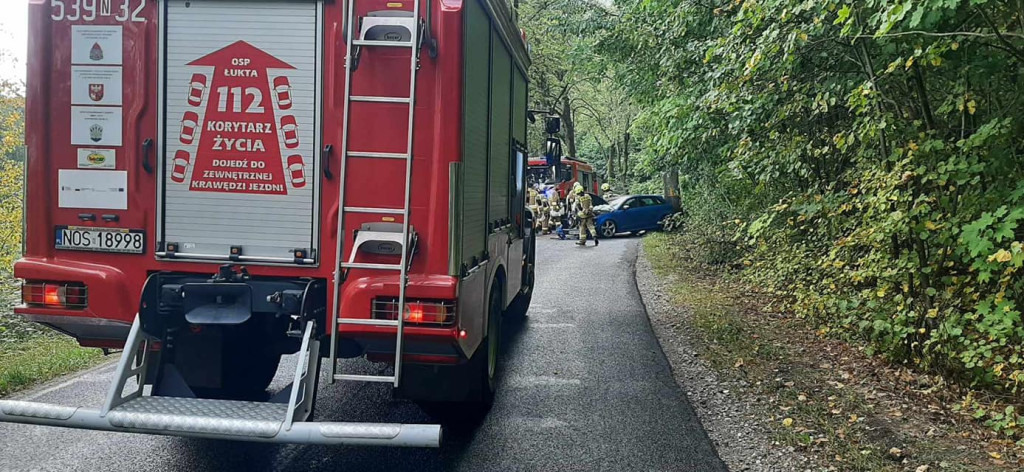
[0, 333, 105, 397]
[644, 231, 1022, 471]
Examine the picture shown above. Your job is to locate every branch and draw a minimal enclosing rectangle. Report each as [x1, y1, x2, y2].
[977, 6, 1024, 63]
[854, 30, 1024, 40]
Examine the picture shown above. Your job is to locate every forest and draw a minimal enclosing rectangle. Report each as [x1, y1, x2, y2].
[520, 0, 1024, 412]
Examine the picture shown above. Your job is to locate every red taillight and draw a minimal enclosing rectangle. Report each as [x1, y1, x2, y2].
[22, 281, 88, 309]
[407, 302, 425, 323]
[372, 298, 455, 326]
[44, 285, 61, 306]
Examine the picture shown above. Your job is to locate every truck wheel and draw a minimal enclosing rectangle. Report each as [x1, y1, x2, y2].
[506, 231, 535, 319]
[413, 285, 502, 425]
[472, 284, 503, 404]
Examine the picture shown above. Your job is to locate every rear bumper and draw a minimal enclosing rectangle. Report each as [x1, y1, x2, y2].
[20, 313, 131, 345]
[0, 400, 441, 447]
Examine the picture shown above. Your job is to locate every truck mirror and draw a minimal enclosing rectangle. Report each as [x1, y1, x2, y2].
[544, 137, 562, 166]
[545, 116, 561, 135]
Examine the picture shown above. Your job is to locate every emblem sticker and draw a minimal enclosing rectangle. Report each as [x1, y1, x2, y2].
[77, 148, 117, 169]
[89, 83, 105, 101]
[90, 43, 105, 61]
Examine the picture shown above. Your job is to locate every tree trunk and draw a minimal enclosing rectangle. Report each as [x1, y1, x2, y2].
[607, 145, 615, 180]
[622, 131, 630, 166]
[663, 166, 681, 210]
[561, 95, 577, 158]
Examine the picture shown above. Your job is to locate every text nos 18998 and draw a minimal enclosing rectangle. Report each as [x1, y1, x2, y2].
[55, 225, 145, 254]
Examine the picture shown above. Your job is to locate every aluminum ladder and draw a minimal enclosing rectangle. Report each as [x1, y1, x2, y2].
[328, 0, 423, 388]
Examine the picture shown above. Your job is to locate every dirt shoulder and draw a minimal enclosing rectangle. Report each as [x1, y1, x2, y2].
[635, 233, 1023, 471]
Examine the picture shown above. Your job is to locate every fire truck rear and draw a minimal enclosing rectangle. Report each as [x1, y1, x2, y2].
[0, 0, 539, 447]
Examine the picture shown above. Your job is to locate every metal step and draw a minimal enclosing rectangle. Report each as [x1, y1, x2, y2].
[334, 374, 397, 383]
[344, 206, 405, 215]
[350, 95, 411, 104]
[338, 317, 399, 327]
[107, 396, 288, 437]
[340, 262, 403, 271]
[353, 39, 414, 48]
[348, 151, 410, 159]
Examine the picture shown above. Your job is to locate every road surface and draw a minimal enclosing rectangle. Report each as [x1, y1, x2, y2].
[0, 236, 725, 471]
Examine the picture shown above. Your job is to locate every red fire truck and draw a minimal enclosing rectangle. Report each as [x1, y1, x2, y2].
[0, 0, 539, 448]
[527, 155, 599, 197]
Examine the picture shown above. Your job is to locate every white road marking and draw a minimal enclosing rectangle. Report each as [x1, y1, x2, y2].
[509, 417, 569, 429]
[529, 323, 575, 328]
[508, 376, 582, 388]
[527, 307, 557, 314]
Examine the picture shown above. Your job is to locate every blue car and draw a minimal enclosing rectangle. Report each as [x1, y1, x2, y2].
[594, 195, 675, 238]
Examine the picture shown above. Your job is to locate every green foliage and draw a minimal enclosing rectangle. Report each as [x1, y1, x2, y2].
[0, 79, 23, 277]
[0, 159, 22, 275]
[519, 0, 639, 184]
[602, 0, 1024, 407]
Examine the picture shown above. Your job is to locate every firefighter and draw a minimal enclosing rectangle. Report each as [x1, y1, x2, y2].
[528, 186, 542, 230]
[545, 187, 563, 234]
[573, 184, 598, 246]
[565, 183, 580, 227]
[601, 182, 619, 199]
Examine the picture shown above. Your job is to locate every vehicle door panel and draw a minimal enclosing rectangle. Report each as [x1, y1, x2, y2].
[618, 198, 642, 231]
[638, 197, 664, 229]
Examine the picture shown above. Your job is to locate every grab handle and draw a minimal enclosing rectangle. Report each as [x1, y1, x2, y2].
[322, 144, 334, 180]
[141, 138, 154, 174]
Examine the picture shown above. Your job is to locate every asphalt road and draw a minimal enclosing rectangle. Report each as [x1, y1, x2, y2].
[0, 236, 725, 472]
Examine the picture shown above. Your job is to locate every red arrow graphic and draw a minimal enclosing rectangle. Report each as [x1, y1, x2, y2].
[183, 41, 297, 195]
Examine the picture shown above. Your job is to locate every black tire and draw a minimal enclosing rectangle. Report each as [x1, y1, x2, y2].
[479, 285, 502, 403]
[414, 285, 502, 425]
[600, 219, 618, 238]
[506, 232, 535, 319]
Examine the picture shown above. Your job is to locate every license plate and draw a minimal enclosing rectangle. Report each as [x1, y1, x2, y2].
[55, 226, 145, 254]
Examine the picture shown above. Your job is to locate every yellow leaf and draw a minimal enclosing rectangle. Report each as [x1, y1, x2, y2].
[967, 99, 977, 115]
[782, 417, 794, 427]
[905, 56, 915, 69]
[877, 288, 886, 298]
[989, 249, 1012, 263]
[848, 414, 859, 423]
[989, 452, 1002, 459]
[799, 33, 808, 41]
[924, 221, 937, 230]
[931, 56, 941, 67]
[951, 41, 959, 51]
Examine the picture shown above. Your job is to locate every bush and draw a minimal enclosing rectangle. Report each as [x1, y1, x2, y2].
[604, 0, 1024, 401]
[0, 159, 22, 276]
